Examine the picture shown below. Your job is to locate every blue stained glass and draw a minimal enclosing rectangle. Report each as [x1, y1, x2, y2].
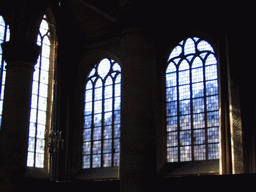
[208, 143, 219, 159]
[103, 139, 112, 153]
[104, 125, 112, 139]
[104, 98, 112, 112]
[180, 115, 191, 130]
[114, 124, 120, 138]
[39, 19, 49, 35]
[95, 78, 102, 88]
[193, 113, 205, 129]
[166, 72, 176, 87]
[83, 142, 91, 155]
[88, 68, 96, 78]
[93, 141, 101, 154]
[194, 145, 206, 160]
[193, 98, 204, 113]
[83, 156, 91, 169]
[205, 54, 217, 65]
[193, 129, 205, 145]
[115, 74, 121, 83]
[166, 37, 219, 162]
[168, 46, 182, 61]
[206, 80, 218, 96]
[94, 100, 102, 114]
[192, 82, 204, 98]
[93, 154, 101, 168]
[192, 67, 203, 83]
[0, 16, 5, 27]
[205, 65, 217, 80]
[167, 116, 178, 132]
[83, 129, 91, 141]
[166, 62, 176, 73]
[167, 147, 178, 162]
[179, 85, 190, 100]
[104, 112, 112, 125]
[207, 95, 219, 111]
[105, 76, 112, 86]
[180, 146, 192, 162]
[197, 40, 214, 53]
[167, 132, 178, 147]
[83, 58, 121, 169]
[207, 111, 219, 127]
[103, 153, 112, 167]
[114, 153, 119, 166]
[113, 63, 121, 72]
[114, 138, 120, 153]
[167, 101, 177, 117]
[166, 87, 177, 102]
[184, 38, 196, 55]
[114, 111, 120, 124]
[93, 127, 101, 140]
[94, 114, 102, 127]
[105, 85, 112, 99]
[179, 70, 189, 85]
[36, 138, 45, 153]
[98, 58, 110, 79]
[208, 127, 219, 143]
[115, 83, 121, 97]
[179, 60, 189, 71]
[179, 100, 190, 115]
[94, 87, 102, 101]
[115, 97, 121, 110]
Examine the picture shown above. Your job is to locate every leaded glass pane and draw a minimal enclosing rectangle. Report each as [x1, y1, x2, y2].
[184, 38, 196, 55]
[83, 58, 121, 169]
[166, 37, 219, 162]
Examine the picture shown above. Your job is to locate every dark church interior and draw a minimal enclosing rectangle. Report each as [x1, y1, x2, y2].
[0, 0, 256, 191]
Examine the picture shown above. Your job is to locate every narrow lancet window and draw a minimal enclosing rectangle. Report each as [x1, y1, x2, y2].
[27, 15, 55, 168]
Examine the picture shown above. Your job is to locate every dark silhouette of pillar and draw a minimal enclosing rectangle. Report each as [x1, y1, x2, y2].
[0, 40, 40, 191]
[120, 27, 157, 191]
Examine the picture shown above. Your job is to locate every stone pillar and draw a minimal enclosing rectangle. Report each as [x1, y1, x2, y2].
[120, 28, 157, 191]
[0, 40, 40, 191]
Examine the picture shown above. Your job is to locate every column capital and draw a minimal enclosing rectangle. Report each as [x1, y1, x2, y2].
[1, 40, 40, 65]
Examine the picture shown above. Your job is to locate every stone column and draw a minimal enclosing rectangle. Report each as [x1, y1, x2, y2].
[0, 40, 40, 191]
[120, 28, 157, 192]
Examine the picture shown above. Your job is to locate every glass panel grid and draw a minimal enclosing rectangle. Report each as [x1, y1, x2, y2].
[166, 37, 219, 163]
[83, 58, 121, 169]
[27, 16, 51, 168]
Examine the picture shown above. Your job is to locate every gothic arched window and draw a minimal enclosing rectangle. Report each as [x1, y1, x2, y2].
[83, 58, 121, 169]
[166, 37, 219, 162]
[0, 15, 10, 128]
[27, 15, 56, 168]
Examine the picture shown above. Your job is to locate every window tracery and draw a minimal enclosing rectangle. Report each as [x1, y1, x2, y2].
[83, 58, 121, 169]
[166, 37, 219, 162]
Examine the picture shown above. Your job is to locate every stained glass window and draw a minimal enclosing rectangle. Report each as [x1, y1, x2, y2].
[82, 58, 121, 169]
[0, 15, 10, 129]
[27, 15, 55, 168]
[166, 37, 219, 162]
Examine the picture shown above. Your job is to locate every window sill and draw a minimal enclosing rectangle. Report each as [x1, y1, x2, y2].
[75, 167, 119, 180]
[159, 160, 219, 177]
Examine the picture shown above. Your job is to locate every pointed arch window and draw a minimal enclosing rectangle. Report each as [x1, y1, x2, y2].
[0, 15, 10, 128]
[166, 37, 219, 162]
[27, 15, 56, 168]
[83, 58, 121, 169]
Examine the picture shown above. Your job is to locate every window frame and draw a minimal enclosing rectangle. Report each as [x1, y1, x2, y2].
[163, 36, 220, 176]
[73, 51, 122, 180]
[26, 13, 57, 178]
[82, 57, 121, 169]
